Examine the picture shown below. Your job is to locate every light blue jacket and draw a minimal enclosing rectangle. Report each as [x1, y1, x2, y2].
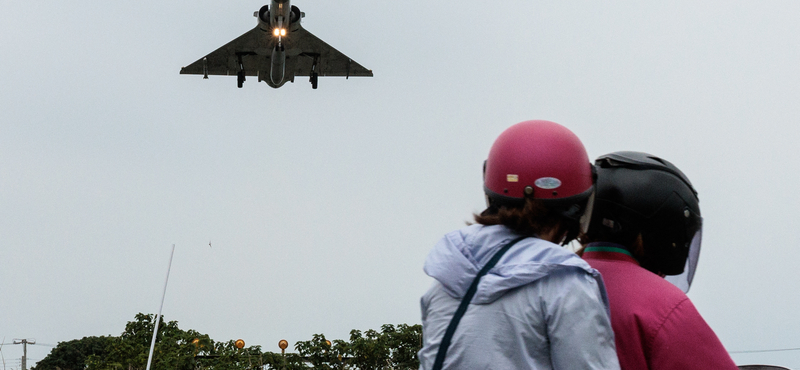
[418, 224, 620, 370]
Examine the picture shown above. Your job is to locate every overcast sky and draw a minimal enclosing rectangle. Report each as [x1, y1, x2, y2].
[2, 1, 800, 368]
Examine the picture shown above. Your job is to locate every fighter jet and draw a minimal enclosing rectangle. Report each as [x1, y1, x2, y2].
[180, 0, 373, 89]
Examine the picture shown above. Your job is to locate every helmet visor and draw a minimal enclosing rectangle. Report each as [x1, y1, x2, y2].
[665, 224, 702, 293]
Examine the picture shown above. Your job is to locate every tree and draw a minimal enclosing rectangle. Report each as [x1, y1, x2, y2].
[295, 324, 422, 370]
[36, 314, 421, 370]
[84, 313, 212, 370]
[33, 336, 115, 370]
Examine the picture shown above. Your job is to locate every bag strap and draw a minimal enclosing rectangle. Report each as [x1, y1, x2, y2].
[432, 235, 527, 370]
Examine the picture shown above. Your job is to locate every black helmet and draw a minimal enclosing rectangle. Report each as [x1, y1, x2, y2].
[586, 151, 702, 277]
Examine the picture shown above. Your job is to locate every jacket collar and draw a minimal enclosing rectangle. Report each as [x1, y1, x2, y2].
[583, 242, 639, 265]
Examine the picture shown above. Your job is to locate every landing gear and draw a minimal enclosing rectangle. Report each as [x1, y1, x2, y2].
[237, 54, 245, 88]
[309, 55, 319, 89]
[237, 70, 245, 88]
[310, 72, 318, 89]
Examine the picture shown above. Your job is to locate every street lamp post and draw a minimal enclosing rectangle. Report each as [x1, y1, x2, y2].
[278, 340, 288, 370]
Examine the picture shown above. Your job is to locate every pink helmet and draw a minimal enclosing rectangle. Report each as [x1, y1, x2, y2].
[484, 120, 594, 220]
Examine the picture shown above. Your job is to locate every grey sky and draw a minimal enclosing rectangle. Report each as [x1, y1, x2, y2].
[2, 1, 800, 368]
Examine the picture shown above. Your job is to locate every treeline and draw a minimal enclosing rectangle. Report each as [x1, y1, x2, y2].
[33, 313, 421, 370]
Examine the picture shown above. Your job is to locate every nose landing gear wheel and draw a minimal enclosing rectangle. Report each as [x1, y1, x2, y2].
[310, 72, 318, 89]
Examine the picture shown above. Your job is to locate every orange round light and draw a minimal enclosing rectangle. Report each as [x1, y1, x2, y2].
[235, 339, 245, 349]
[278, 339, 288, 350]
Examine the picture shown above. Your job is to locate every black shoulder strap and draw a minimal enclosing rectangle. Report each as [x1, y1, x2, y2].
[432, 235, 527, 370]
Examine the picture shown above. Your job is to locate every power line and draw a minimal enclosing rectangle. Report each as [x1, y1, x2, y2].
[1, 359, 38, 363]
[730, 347, 800, 354]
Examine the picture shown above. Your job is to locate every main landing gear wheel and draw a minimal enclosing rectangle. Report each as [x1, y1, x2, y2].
[237, 70, 245, 88]
[310, 72, 318, 89]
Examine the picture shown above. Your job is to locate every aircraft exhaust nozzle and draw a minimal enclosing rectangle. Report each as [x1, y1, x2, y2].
[270, 44, 286, 85]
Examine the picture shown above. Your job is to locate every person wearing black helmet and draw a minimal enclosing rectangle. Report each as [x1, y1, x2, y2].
[580, 151, 737, 370]
[418, 120, 619, 370]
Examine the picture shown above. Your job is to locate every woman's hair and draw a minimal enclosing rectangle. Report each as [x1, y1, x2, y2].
[474, 197, 568, 239]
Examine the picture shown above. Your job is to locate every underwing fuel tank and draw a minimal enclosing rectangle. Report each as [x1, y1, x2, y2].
[270, 45, 286, 86]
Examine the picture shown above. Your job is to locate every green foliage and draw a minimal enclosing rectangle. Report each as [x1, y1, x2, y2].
[84, 313, 212, 370]
[33, 336, 115, 370]
[35, 313, 421, 370]
[202, 340, 270, 370]
[295, 324, 422, 370]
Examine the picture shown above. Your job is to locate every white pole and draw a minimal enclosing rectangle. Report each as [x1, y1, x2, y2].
[145, 244, 176, 370]
[1, 336, 6, 370]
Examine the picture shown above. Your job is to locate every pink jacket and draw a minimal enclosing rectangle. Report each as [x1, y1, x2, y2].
[583, 246, 738, 370]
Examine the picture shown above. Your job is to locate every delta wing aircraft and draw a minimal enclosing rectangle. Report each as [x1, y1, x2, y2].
[180, 0, 372, 89]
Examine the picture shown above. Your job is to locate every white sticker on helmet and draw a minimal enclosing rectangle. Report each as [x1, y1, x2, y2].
[534, 177, 562, 189]
[506, 174, 519, 182]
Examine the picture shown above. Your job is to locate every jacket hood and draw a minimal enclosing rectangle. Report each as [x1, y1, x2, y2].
[424, 224, 598, 304]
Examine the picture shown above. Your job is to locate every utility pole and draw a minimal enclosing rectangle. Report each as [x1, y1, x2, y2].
[12, 339, 35, 370]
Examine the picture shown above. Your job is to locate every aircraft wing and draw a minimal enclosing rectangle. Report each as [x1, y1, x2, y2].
[180, 25, 372, 79]
[284, 26, 373, 77]
[180, 27, 269, 77]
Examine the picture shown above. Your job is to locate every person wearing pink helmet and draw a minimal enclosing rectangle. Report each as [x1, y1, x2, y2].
[418, 120, 620, 370]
